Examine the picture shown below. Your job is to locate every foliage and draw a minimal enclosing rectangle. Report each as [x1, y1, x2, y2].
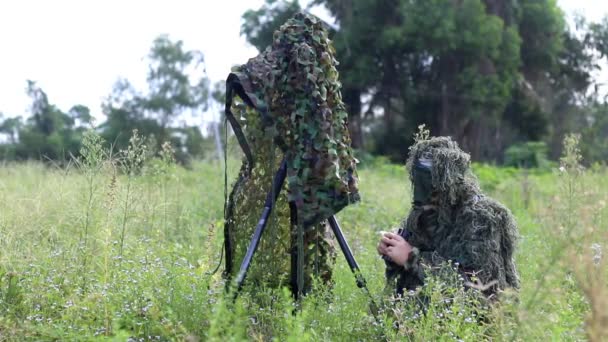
[1, 4, 608, 166]
[0, 135, 606, 340]
[471, 162, 519, 192]
[241, 0, 302, 52]
[580, 101, 608, 164]
[504, 141, 551, 168]
[241, 1, 608, 164]
[0, 81, 90, 162]
[101, 35, 212, 164]
[0, 35, 216, 165]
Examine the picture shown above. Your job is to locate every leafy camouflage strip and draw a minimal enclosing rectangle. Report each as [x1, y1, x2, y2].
[387, 136, 520, 299]
[224, 100, 335, 290]
[225, 13, 362, 287]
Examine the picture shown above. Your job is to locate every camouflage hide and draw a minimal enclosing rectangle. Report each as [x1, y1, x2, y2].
[224, 13, 359, 290]
[386, 137, 520, 300]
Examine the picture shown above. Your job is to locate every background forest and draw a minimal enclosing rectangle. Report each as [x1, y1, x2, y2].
[1, 0, 608, 166]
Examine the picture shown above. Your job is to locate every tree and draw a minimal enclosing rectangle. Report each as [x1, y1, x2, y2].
[590, 16, 608, 58]
[0, 114, 22, 145]
[242, 0, 605, 163]
[315, 0, 400, 149]
[101, 35, 212, 162]
[26, 80, 60, 137]
[143, 35, 209, 136]
[0, 81, 92, 161]
[241, 0, 302, 51]
[14, 81, 85, 160]
[395, 0, 521, 160]
[69, 105, 93, 128]
[0, 36, 214, 163]
[581, 101, 608, 163]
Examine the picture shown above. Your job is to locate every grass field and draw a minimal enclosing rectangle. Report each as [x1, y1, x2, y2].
[0, 132, 606, 341]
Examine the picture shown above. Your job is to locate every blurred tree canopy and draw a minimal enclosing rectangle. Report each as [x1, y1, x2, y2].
[1, 2, 608, 165]
[0, 81, 89, 161]
[241, 0, 608, 164]
[100, 34, 211, 163]
[0, 35, 215, 164]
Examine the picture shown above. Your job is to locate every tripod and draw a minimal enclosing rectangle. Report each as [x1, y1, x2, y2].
[231, 158, 378, 316]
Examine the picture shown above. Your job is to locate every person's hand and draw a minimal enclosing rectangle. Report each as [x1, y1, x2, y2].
[377, 232, 413, 266]
[377, 235, 390, 256]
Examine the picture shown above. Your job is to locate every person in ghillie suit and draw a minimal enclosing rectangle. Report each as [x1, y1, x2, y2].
[377, 134, 520, 301]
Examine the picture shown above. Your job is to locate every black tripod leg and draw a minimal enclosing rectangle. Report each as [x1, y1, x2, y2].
[327, 216, 366, 287]
[289, 202, 300, 301]
[327, 215, 380, 317]
[232, 160, 287, 298]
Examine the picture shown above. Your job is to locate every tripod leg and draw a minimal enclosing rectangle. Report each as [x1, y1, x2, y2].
[232, 160, 287, 298]
[327, 215, 380, 318]
[296, 209, 304, 298]
[289, 202, 301, 300]
[327, 216, 367, 288]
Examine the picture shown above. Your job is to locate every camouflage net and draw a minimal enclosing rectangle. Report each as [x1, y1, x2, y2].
[224, 13, 360, 290]
[387, 135, 519, 299]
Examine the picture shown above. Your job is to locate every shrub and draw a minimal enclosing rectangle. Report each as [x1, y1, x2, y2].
[503, 141, 550, 169]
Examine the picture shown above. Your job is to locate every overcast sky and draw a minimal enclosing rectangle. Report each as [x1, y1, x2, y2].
[0, 0, 606, 125]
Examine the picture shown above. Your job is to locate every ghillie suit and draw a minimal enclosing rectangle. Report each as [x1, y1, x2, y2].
[385, 136, 519, 300]
[223, 13, 360, 294]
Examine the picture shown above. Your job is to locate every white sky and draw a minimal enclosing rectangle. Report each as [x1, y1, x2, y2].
[0, 0, 606, 125]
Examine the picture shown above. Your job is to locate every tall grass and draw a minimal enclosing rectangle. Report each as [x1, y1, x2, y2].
[0, 130, 606, 341]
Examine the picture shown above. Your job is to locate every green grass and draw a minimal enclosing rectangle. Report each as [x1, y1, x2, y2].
[0, 135, 606, 341]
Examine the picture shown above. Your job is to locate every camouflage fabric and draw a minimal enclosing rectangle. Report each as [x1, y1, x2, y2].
[224, 13, 358, 290]
[385, 136, 520, 300]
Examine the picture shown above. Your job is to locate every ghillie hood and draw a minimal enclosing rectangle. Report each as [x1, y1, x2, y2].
[406, 136, 480, 207]
[226, 12, 359, 228]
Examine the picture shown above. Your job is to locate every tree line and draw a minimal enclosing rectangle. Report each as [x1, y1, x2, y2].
[243, 0, 608, 165]
[0, 35, 215, 164]
[1, 0, 608, 166]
